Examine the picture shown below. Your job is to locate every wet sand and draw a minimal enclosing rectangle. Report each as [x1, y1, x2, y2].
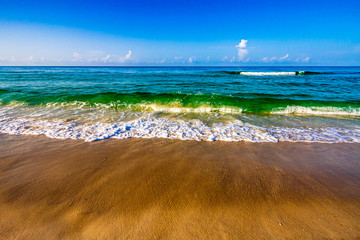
[0, 134, 360, 239]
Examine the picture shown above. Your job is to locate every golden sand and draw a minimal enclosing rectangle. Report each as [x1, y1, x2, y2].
[0, 134, 360, 239]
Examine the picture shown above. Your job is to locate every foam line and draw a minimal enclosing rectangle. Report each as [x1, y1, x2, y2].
[0, 117, 359, 143]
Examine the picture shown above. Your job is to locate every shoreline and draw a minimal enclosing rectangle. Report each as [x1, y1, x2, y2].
[1, 133, 360, 239]
[1, 115, 359, 143]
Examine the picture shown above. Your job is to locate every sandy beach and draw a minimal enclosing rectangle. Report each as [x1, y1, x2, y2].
[0, 133, 360, 239]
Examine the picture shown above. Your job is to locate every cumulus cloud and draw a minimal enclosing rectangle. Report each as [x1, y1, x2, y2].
[236, 39, 249, 60]
[303, 57, 310, 62]
[236, 39, 248, 49]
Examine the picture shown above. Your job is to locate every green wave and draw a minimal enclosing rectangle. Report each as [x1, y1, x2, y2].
[1, 92, 359, 116]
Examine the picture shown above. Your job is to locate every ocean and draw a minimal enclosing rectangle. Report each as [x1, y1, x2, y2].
[0, 66, 359, 142]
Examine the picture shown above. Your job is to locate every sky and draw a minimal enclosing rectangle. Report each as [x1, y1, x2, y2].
[0, 0, 360, 66]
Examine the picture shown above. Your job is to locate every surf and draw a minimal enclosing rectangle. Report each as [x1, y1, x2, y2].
[1, 116, 359, 143]
[1, 92, 359, 116]
[218, 71, 325, 76]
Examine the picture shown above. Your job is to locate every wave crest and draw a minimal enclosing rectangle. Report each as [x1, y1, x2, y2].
[271, 106, 360, 116]
[218, 71, 325, 76]
[1, 99, 359, 116]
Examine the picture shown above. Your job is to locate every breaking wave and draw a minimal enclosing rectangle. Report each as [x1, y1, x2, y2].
[270, 106, 360, 116]
[0, 116, 359, 143]
[1, 92, 359, 116]
[218, 71, 325, 76]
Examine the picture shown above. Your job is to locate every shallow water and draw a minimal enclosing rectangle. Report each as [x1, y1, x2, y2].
[0, 66, 359, 142]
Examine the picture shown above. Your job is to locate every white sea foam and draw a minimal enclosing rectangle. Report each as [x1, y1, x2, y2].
[20, 101, 244, 114]
[239, 72, 297, 76]
[269, 127, 360, 143]
[140, 104, 243, 114]
[271, 106, 360, 116]
[0, 116, 359, 143]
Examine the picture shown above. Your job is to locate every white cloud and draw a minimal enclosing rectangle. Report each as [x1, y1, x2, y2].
[72, 51, 83, 62]
[264, 54, 290, 62]
[188, 56, 196, 63]
[279, 54, 289, 61]
[174, 56, 186, 63]
[72, 50, 132, 64]
[270, 56, 277, 61]
[124, 50, 132, 60]
[235, 39, 249, 60]
[236, 39, 248, 49]
[294, 56, 310, 63]
[237, 49, 248, 60]
[115, 50, 132, 63]
[102, 54, 111, 62]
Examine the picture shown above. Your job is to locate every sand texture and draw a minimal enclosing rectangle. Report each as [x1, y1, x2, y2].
[0, 134, 360, 239]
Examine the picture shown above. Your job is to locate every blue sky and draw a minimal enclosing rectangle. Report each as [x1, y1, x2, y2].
[0, 0, 360, 66]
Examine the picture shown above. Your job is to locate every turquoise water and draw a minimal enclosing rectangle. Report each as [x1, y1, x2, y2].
[0, 66, 359, 142]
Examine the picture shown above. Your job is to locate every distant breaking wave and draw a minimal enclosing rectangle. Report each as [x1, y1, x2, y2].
[219, 71, 325, 76]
